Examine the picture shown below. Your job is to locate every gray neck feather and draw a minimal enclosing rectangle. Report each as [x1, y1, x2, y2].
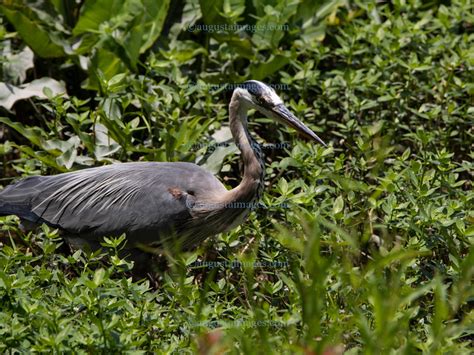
[228, 92, 265, 204]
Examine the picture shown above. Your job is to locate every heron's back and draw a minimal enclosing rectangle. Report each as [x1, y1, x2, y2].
[0, 162, 228, 245]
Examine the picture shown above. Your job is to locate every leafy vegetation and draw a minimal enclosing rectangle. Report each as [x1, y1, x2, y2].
[0, 0, 473, 353]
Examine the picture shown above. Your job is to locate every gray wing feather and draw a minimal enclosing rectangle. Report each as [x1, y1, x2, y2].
[0, 162, 227, 244]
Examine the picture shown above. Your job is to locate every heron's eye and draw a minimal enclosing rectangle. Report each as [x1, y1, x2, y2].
[255, 96, 265, 106]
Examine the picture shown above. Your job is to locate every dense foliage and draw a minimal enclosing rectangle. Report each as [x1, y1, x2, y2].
[0, 0, 472, 353]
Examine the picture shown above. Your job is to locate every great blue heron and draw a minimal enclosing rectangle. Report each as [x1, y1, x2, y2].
[0, 80, 325, 265]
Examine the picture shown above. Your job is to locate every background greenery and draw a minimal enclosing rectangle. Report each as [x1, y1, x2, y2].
[0, 0, 472, 353]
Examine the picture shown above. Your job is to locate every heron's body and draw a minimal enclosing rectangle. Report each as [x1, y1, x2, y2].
[1, 162, 238, 248]
[0, 80, 325, 260]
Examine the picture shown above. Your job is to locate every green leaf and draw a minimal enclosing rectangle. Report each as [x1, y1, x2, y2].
[201, 144, 238, 174]
[278, 178, 289, 195]
[0, 4, 65, 58]
[0, 117, 46, 147]
[17, 145, 68, 172]
[93, 123, 121, 160]
[93, 268, 106, 287]
[252, 2, 298, 49]
[139, 0, 171, 52]
[333, 195, 344, 215]
[250, 55, 290, 80]
[49, 0, 77, 27]
[73, 0, 125, 35]
[74, 0, 170, 70]
[2, 46, 34, 84]
[55, 136, 80, 169]
[0, 78, 67, 110]
[199, 0, 226, 25]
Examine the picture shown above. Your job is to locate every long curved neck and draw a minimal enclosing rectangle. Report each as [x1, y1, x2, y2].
[228, 93, 265, 203]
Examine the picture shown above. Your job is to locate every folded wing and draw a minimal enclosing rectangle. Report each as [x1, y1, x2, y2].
[0, 162, 225, 244]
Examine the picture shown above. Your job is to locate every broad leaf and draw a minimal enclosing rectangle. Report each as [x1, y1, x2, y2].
[0, 77, 67, 110]
[0, 4, 66, 58]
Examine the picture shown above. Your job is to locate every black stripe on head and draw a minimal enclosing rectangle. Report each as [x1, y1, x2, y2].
[240, 80, 266, 97]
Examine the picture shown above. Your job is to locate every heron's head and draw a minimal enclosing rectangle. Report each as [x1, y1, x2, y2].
[234, 80, 326, 146]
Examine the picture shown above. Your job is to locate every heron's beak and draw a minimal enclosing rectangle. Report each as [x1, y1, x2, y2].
[271, 104, 327, 146]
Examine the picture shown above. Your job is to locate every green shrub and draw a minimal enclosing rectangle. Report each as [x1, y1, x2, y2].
[0, 0, 472, 353]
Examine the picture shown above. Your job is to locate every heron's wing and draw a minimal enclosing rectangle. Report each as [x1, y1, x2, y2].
[0, 162, 226, 243]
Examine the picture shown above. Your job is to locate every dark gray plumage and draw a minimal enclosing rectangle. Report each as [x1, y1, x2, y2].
[0, 80, 326, 260]
[1, 163, 227, 247]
